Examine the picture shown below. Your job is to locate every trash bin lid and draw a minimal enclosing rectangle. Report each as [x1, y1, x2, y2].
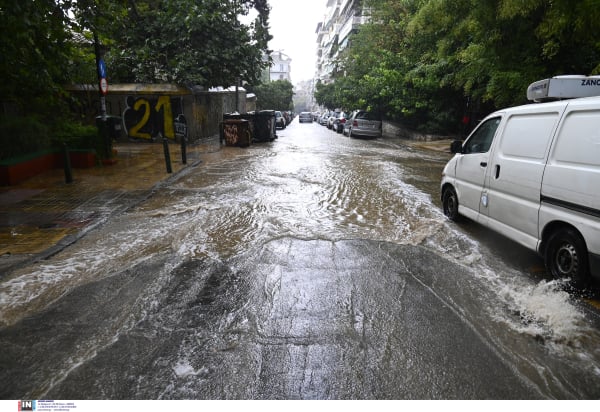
[223, 119, 249, 123]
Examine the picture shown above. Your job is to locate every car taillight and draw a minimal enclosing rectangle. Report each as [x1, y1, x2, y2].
[340, 118, 346, 123]
[353, 120, 358, 127]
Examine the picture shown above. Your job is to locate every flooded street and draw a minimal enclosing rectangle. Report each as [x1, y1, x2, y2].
[2, 119, 600, 399]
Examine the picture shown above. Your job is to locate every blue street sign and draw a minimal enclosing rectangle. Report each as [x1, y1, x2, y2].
[98, 59, 107, 79]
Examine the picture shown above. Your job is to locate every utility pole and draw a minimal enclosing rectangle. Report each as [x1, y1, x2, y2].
[93, 31, 107, 120]
[93, 31, 111, 159]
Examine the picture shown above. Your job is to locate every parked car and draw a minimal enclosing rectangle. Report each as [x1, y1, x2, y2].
[332, 111, 349, 133]
[312, 111, 321, 121]
[344, 110, 382, 138]
[440, 76, 600, 288]
[342, 110, 358, 135]
[327, 111, 341, 129]
[319, 112, 330, 126]
[299, 112, 313, 123]
[275, 111, 286, 129]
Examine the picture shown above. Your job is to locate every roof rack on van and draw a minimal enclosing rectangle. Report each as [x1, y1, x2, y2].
[527, 75, 600, 102]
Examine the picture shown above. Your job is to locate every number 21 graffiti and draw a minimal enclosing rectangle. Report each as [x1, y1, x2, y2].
[122, 95, 187, 141]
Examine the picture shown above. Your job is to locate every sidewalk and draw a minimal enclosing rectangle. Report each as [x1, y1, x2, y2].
[410, 139, 454, 153]
[0, 140, 213, 274]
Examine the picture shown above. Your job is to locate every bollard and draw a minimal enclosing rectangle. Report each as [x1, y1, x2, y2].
[63, 143, 73, 184]
[163, 138, 172, 173]
[181, 137, 187, 165]
[104, 125, 112, 159]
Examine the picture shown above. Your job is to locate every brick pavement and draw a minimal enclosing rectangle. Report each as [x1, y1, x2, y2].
[0, 140, 211, 274]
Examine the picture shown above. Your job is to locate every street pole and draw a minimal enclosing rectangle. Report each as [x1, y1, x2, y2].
[235, 82, 239, 113]
[63, 143, 73, 184]
[93, 31, 107, 121]
[94, 31, 111, 159]
[162, 135, 172, 174]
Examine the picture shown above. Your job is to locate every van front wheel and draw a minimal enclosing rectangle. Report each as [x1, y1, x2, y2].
[442, 187, 460, 221]
[545, 228, 589, 289]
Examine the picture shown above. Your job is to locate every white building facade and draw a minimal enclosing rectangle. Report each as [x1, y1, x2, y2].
[315, 0, 366, 84]
[270, 51, 292, 82]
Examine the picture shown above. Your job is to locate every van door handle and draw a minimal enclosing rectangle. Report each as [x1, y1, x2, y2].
[495, 165, 501, 179]
[480, 162, 487, 167]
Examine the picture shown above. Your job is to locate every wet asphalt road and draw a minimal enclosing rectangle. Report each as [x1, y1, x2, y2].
[1, 119, 600, 399]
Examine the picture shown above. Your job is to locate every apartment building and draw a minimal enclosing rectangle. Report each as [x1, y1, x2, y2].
[315, 0, 366, 84]
[270, 50, 292, 82]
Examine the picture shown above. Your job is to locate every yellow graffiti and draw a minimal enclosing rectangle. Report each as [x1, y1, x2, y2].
[129, 99, 152, 139]
[155, 96, 175, 139]
[126, 96, 177, 140]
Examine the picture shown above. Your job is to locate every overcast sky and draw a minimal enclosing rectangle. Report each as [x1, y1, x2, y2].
[267, 0, 327, 85]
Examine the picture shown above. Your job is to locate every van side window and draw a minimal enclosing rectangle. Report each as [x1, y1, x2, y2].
[464, 117, 501, 154]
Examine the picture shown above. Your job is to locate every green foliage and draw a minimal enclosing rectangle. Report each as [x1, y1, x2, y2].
[314, 81, 338, 110]
[253, 80, 295, 111]
[332, 0, 600, 134]
[0, 116, 51, 160]
[69, 0, 273, 88]
[0, 116, 102, 161]
[0, 0, 73, 115]
[52, 121, 100, 150]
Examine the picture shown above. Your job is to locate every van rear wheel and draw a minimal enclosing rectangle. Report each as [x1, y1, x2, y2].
[545, 228, 589, 289]
[442, 187, 460, 221]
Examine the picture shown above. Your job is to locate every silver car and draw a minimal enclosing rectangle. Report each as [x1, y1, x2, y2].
[327, 111, 341, 129]
[332, 111, 350, 133]
[275, 111, 286, 129]
[319, 112, 330, 125]
[299, 112, 313, 123]
[344, 110, 382, 138]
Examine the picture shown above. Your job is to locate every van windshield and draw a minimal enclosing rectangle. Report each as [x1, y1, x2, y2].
[464, 117, 501, 154]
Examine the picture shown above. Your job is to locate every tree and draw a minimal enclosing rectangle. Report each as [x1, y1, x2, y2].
[69, 0, 272, 88]
[0, 0, 273, 111]
[0, 0, 74, 115]
[314, 81, 338, 110]
[253, 80, 294, 111]
[335, 0, 600, 134]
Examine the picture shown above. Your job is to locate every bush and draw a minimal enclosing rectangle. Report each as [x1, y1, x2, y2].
[0, 116, 51, 160]
[0, 117, 104, 161]
[52, 121, 100, 150]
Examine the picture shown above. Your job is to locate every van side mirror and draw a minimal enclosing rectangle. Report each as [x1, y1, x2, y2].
[450, 140, 464, 154]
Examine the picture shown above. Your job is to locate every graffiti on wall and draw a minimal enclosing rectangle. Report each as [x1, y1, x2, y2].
[223, 123, 238, 145]
[223, 121, 252, 146]
[122, 95, 187, 140]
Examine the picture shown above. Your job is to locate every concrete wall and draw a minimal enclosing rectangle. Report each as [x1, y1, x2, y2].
[382, 120, 456, 141]
[66, 84, 248, 143]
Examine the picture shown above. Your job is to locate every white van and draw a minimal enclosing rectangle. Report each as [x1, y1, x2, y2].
[440, 76, 600, 287]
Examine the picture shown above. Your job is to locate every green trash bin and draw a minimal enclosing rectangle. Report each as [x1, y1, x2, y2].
[254, 110, 276, 142]
[105, 116, 123, 140]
